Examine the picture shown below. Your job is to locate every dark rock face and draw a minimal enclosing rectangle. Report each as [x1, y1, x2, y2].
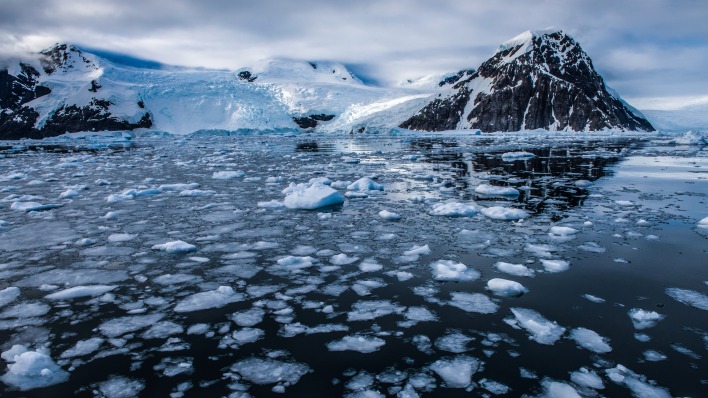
[438, 69, 475, 87]
[237, 71, 257, 82]
[293, 114, 335, 129]
[0, 44, 152, 140]
[401, 31, 654, 132]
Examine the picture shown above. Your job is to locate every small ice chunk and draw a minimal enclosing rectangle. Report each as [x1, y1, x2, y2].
[331, 253, 359, 265]
[347, 178, 383, 191]
[569, 328, 611, 353]
[510, 308, 565, 345]
[403, 306, 437, 323]
[230, 358, 310, 385]
[480, 206, 529, 220]
[232, 308, 266, 327]
[174, 286, 244, 313]
[0, 346, 69, 391]
[142, 321, 184, 339]
[448, 292, 498, 314]
[435, 332, 472, 353]
[378, 210, 401, 220]
[605, 365, 671, 398]
[0, 287, 20, 308]
[258, 200, 285, 209]
[10, 201, 62, 212]
[108, 233, 136, 242]
[549, 226, 578, 238]
[151, 240, 197, 254]
[158, 183, 200, 191]
[538, 380, 582, 398]
[474, 184, 520, 198]
[665, 287, 708, 311]
[212, 171, 245, 179]
[327, 335, 386, 353]
[231, 328, 264, 346]
[404, 244, 431, 256]
[486, 278, 528, 297]
[494, 262, 534, 277]
[347, 300, 405, 321]
[359, 258, 383, 272]
[277, 256, 316, 270]
[570, 368, 604, 390]
[643, 350, 667, 362]
[283, 183, 345, 209]
[429, 356, 479, 388]
[698, 216, 708, 228]
[582, 294, 606, 303]
[431, 260, 480, 282]
[501, 151, 535, 161]
[60, 338, 104, 358]
[45, 285, 116, 300]
[540, 259, 569, 273]
[98, 314, 165, 337]
[574, 180, 594, 188]
[98, 376, 145, 398]
[480, 379, 510, 395]
[628, 308, 665, 329]
[59, 189, 79, 199]
[429, 202, 478, 217]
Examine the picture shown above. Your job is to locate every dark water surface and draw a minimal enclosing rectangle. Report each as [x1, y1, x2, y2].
[0, 134, 705, 397]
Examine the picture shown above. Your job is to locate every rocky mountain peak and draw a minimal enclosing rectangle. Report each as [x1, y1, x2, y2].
[400, 29, 654, 132]
[39, 43, 99, 75]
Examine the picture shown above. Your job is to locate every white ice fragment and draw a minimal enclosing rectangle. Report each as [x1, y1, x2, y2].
[231, 358, 310, 386]
[60, 337, 104, 358]
[212, 170, 245, 179]
[605, 365, 671, 398]
[232, 307, 266, 327]
[494, 262, 534, 277]
[174, 286, 244, 313]
[151, 240, 197, 254]
[698, 216, 708, 228]
[574, 180, 594, 188]
[538, 380, 582, 398]
[277, 256, 316, 270]
[429, 356, 479, 388]
[480, 206, 529, 220]
[628, 309, 665, 329]
[510, 307, 565, 345]
[347, 178, 383, 191]
[570, 368, 604, 389]
[45, 285, 116, 300]
[378, 210, 401, 220]
[549, 226, 578, 237]
[582, 294, 606, 303]
[540, 259, 570, 273]
[108, 233, 136, 242]
[569, 327, 612, 353]
[359, 258, 383, 272]
[347, 300, 405, 321]
[179, 189, 215, 197]
[327, 335, 386, 353]
[501, 151, 535, 161]
[480, 379, 510, 395]
[331, 253, 359, 265]
[429, 202, 478, 217]
[0, 287, 20, 308]
[142, 321, 184, 339]
[643, 350, 667, 362]
[448, 292, 498, 314]
[430, 260, 480, 282]
[231, 328, 264, 346]
[98, 376, 145, 398]
[10, 201, 62, 212]
[0, 346, 69, 391]
[59, 189, 79, 199]
[98, 313, 165, 337]
[435, 332, 472, 353]
[665, 287, 708, 310]
[474, 184, 519, 198]
[258, 200, 285, 209]
[404, 245, 431, 256]
[486, 278, 528, 297]
[283, 183, 345, 209]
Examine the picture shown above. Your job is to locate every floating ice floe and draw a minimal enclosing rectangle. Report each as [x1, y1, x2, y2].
[0, 345, 69, 391]
[643, 350, 667, 362]
[45, 285, 116, 300]
[697, 216, 708, 228]
[258, 200, 285, 208]
[486, 278, 528, 297]
[548, 226, 578, 240]
[151, 240, 197, 253]
[448, 292, 498, 314]
[212, 170, 245, 179]
[347, 300, 405, 321]
[628, 308, 665, 329]
[570, 368, 604, 390]
[605, 365, 671, 398]
[158, 183, 200, 191]
[378, 210, 401, 220]
[430, 260, 480, 282]
[582, 294, 606, 303]
[429, 202, 479, 217]
[538, 379, 582, 398]
[665, 287, 708, 310]
[232, 307, 266, 327]
[277, 256, 316, 271]
[60, 338, 104, 358]
[327, 335, 386, 353]
[435, 332, 473, 353]
[494, 262, 534, 277]
[10, 201, 62, 212]
[474, 184, 520, 198]
[509, 308, 565, 345]
[279, 322, 349, 338]
[359, 258, 383, 272]
[480, 206, 529, 220]
[58, 189, 79, 199]
[174, 286, 245, 313]
[428, 356, 480, 388]
[179, 189, 215, 197]
[574, 180, 594, 188]
[539, 259, 570, 273]
[0, 287, 20, 308]
[569, 327, 612, 353]
[283, 183, 345, 209]
[230, 357, 310, 386]
[347, 177, 384, 191]
[331, 253, 360, 265]
[98, 313, 164, 337]
[501, 151, 536, 161]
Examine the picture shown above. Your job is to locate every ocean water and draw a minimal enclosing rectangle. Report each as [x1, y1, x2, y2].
[0, 133, 705, 397]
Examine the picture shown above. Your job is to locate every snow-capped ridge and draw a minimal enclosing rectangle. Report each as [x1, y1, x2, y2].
[497, 27, 565, 53]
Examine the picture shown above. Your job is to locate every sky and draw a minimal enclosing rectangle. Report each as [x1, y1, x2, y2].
[1, 0, 707, 110]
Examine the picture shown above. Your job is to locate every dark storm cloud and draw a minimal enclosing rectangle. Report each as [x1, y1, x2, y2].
[1, 0, 707, 107]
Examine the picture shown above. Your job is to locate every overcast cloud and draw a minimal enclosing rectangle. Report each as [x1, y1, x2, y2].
[1, 0, 707, 108]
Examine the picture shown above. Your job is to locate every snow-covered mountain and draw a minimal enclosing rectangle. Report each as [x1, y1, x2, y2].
[0, 44, 430, 139]
[0, 32, 658, 139]
[400, 29, 655, 132]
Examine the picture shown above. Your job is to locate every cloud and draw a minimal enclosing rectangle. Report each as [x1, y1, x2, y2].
[1, 0, 707, 106]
